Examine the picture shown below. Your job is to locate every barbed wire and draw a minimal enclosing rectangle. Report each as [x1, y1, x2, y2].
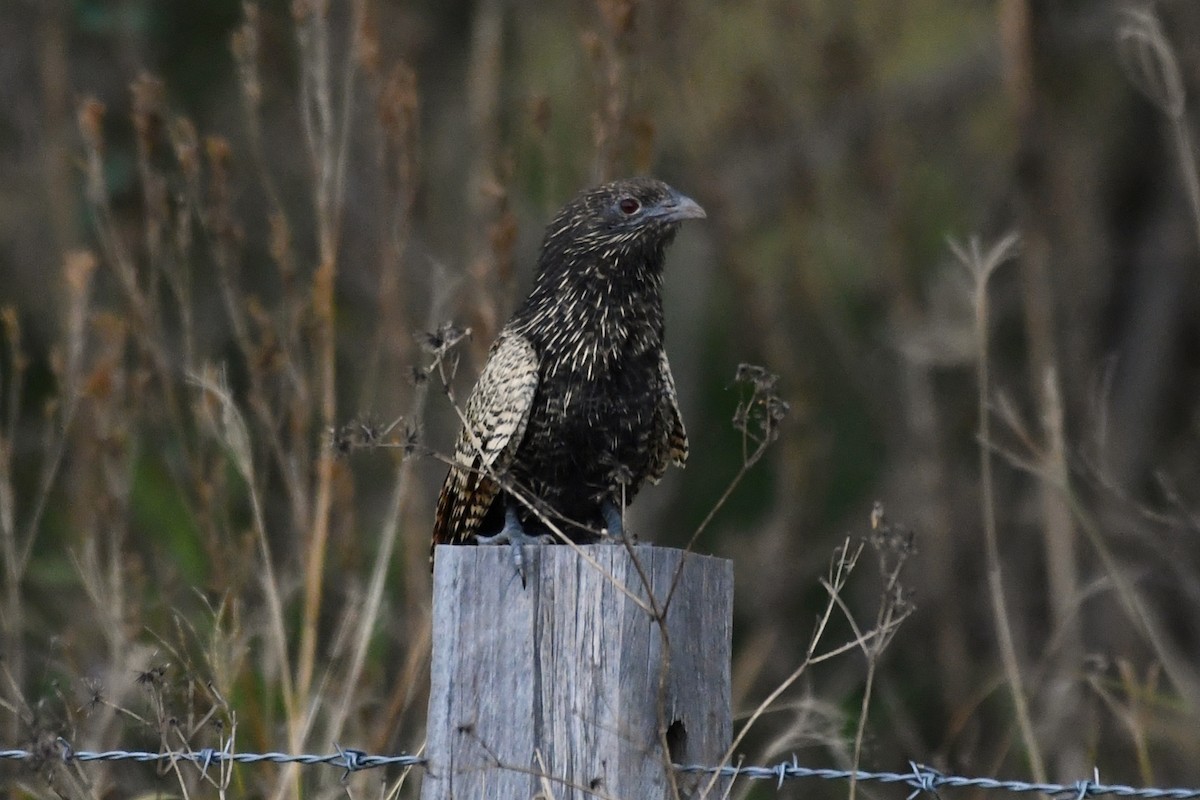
[0, 741, 425, 781]
[4, 742, 1200, 798]
[675, 760, 1200, 799]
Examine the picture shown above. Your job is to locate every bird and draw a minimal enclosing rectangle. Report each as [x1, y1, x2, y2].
[432, 177, 704, 576]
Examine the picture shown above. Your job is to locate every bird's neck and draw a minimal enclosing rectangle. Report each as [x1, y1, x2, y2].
[511, 247, 667, 366]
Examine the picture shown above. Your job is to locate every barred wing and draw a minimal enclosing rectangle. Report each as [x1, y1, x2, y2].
[432, 333, 539, 549]
[648, 349, 689, 484]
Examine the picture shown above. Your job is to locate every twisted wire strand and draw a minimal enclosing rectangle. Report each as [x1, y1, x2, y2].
[4, 744, 1200, 798]
[0, 741, 425, 779]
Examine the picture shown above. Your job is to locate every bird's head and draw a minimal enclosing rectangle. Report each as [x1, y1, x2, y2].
[535, 177, 706, 284]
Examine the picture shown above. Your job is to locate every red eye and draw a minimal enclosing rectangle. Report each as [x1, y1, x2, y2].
[618, 197, 640, 215]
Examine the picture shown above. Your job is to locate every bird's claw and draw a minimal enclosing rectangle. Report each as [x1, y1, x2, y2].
[601, 499, 630, 544]
[476, 507, 548, 588]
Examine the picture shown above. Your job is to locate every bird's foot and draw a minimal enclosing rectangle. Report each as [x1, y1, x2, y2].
[475, 507, 549, 588]
[601, 500, 632, 544]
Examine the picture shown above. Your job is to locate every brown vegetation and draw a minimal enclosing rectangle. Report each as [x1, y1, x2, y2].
[3, 1, 1200, 798]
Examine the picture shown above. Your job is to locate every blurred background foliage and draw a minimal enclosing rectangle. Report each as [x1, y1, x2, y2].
[3, 0, 1200, 797]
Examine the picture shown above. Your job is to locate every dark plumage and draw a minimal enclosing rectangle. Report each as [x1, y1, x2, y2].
[432, 178, 704, 558]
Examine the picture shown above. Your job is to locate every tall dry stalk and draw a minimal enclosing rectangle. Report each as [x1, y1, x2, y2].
[998, 0, 1084, 778]
[291, 2, 366, 735]
[951, 232, 1046, 781]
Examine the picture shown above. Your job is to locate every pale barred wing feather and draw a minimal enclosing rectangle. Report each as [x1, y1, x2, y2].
[648, 349, 689, 484]
[433, 333, 539, 546]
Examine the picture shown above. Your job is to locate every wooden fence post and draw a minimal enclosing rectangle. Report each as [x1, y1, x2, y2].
[420, 544, 733, 800]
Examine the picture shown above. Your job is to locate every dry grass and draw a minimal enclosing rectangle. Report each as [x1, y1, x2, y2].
[4, 1, 1200, 798]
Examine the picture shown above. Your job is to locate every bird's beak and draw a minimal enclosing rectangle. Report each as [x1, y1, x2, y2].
[651, 190, 707, 223]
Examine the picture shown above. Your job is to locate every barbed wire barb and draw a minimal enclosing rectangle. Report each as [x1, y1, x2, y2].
[907, 761, 942, 800]
[334, 743, 367, 782]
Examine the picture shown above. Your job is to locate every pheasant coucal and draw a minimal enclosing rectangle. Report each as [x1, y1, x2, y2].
[432, 177, 705, 574]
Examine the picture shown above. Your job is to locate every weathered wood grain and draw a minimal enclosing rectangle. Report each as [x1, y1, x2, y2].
[420, 544, 733, 800]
